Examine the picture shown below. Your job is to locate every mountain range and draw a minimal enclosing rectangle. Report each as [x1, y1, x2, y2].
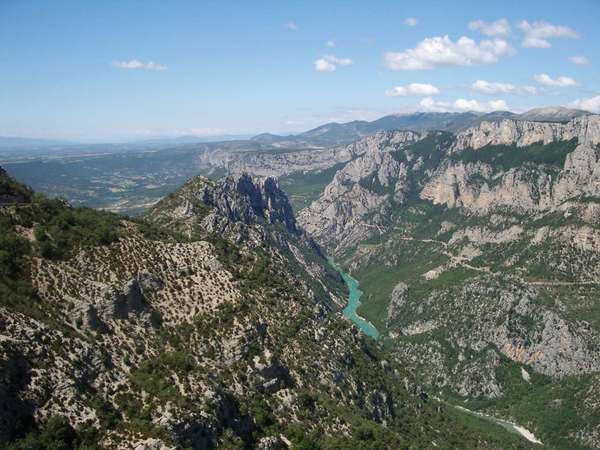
[250, 107, 590, 147]
[0, 107, 591, 156]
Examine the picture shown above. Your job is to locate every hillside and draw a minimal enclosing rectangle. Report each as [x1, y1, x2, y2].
[0, 169, 537, 449]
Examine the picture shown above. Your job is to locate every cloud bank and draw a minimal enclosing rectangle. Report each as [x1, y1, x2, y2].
[468, 19, 510, 37]
[534, 73, 577, 87]
[420, 97, 508, 113]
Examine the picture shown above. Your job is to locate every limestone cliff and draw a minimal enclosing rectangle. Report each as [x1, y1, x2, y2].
[452, 114, 600, 151]
[298, 130, 426, 251]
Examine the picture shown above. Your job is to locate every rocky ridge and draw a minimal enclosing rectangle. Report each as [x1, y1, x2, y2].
[452, 115, 600, 151]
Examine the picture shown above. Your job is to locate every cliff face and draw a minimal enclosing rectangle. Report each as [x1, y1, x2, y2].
[149, 173, 298, 237]
[430, 115, 600, 214]
[422, 146, 600, 214]
[298, 130, 426, 251]
[202, 145, 355, 177]
[452, 115, 600, 151]
[301, 116, 600, 252]
[204, 174, 299, 234]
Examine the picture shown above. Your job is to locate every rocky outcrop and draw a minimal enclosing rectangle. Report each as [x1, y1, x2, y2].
[202, 173, 298, 235]
[298, 131, 423, 251]
[386, 282, 408, 327]
[71, 277, 159, 332]
[148, 173, 298, 239]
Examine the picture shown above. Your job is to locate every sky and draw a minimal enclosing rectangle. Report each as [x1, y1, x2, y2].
[1, 0, 599, 141]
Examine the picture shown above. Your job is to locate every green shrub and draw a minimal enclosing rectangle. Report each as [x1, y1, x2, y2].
[451, 138, 578, 171]
[33, 205, 121, 259]
[4, 416, 86, 450]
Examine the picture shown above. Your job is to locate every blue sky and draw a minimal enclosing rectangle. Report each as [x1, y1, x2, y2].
[1, 0, 599, 140]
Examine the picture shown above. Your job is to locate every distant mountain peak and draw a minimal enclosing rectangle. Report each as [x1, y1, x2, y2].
[518, 106, 591, 122]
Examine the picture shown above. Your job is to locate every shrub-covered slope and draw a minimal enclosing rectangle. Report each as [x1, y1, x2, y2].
[0, 169, 534, 449]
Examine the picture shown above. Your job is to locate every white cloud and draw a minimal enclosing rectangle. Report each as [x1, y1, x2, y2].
[384, 35, 514, 70]
[568, 95, 600, 113]
[326, 55, 353, 66]
[453, 99, 485, 111]
[534, 73, 577, 87]
[385, 83, 440, 97]
[472, 80, 514, 94]
[314, 54, 353, 72]
[404, 17, 418, 27]
[569, 55, 589, 65]
[487, 99, 509, 110]
[471, 80, 538, 96]
[285, 21, 298, 31]
[518, 20, 578, 48]
[314, 58, 336, 72]
[454, 98, 508, 112]
[420, 97, 509, 112]
[326, 40, 336, 47]
[112, 59, 168, 71]
[419, 97, 450, 112]
[468, 19, 510, 37]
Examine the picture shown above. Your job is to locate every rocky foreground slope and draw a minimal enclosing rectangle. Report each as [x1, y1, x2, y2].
[0, 169, 535, 449]
[298, 114, 600, 449]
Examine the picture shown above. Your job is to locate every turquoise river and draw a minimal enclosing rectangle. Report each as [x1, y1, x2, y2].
[329, 259, 380, 339]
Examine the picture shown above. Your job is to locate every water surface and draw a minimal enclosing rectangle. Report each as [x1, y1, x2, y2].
[329, 259, 380, 339]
